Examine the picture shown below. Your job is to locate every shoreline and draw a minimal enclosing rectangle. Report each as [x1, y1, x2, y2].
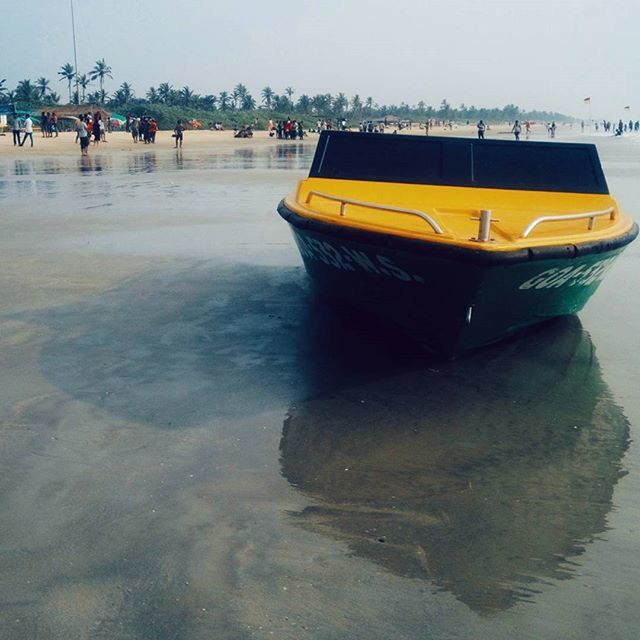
[0, 124, 570, 158]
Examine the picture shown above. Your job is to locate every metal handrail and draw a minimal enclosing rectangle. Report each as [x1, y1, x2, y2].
[305, 190, 445, 235]
[522, 207, 616, 238]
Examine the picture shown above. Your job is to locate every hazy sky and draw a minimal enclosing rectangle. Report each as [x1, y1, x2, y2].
[3, 0, 639, 118]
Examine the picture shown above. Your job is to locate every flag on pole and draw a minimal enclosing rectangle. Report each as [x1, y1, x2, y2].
[584, 97, 591, 103]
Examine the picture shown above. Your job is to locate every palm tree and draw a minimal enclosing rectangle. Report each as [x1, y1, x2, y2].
[296, 94, 311, 113]
[502, 104, 520, 122]
[111, 88, 127, 105]
[350, 94, 362, 117]
[284, 86, 295, 109]
[232, 83, 248, 110]
[0, 79, 7, 103]
[158, 82, 173, 104]
[272, 94, 290, 112]
[16, 79, 39, 103]
[241, 93, 256, 111]
[311, 93, 332, 115]
[118, 82, 133, 102]
[36, 77, 50, 100]
[200, 94, 217, 109]
[6, 90, 17, 107]
[77, 74, 89, 103]
[89, 59, 113, 100]
[261, 86, 274, 109]
[146, 86, 159, 102]
[44, 91, 61, 105]
[218, 91, 230, 110]
[333, 92, 348, 116]
[180, 86, 194, 106]
[178, 87, 198, 107]
[439, 99, 451, 120]
[364, 96, 374, 115]
[86, 91, 101, 105]
[58, 63, 75, 102]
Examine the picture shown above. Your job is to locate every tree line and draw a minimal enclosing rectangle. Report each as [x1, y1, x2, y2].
[0, 59, 571, 127]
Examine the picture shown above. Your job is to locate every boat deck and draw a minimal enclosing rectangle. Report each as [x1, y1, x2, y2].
[286, 177, 630, 252]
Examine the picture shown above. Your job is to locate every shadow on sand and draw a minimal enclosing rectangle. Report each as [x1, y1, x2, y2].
[18, 262, 421, 428]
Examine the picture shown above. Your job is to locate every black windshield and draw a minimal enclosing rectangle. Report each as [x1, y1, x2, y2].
[309, 131, 609, 194]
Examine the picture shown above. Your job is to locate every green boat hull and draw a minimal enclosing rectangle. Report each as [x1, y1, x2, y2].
[279, 201, 638, 356]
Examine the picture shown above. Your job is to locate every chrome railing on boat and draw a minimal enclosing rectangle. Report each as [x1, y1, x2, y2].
[522, 207, 616, 238]
[305, 190, 445, 235]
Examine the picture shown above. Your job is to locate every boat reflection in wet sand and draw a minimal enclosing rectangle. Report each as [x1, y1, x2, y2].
[279, 318, 629, 612]
[278, 132, 637, 356]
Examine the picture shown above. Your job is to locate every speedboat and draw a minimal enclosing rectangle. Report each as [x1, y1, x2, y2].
[277, 131, 637, 356]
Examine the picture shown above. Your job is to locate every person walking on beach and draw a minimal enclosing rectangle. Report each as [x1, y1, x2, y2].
[477, 120, 486, 139]
[12, 114, 22, 146]
[76, 116, 89, 156]
[174, 120, 185, 148]
[19, 114, 34, 147]
[150, 118, 158, 143]
[92, 112, 102, 147]
[511, 120, 522, 141]
[130, 117, 139, 143]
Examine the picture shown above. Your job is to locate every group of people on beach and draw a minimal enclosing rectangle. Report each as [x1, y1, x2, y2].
[74, 111, 108, 155]
[234, 124, 254, 138]
[267, 119, 305, 140]
[38, 112, 60, 138]
[12, 112, 61, 146]
[359, 121, 385, 133]
[125, 115, 159, 144]
[585, 119, 640, 135]
[614, 120, 639, 135]
[11, 114, 34, 147]
[477, 119, 555, 141]
[508, 120, 542, 140]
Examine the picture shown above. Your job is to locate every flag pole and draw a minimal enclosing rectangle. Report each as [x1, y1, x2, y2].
[583, 97, 591, 132]
[70, 0, 79, 104]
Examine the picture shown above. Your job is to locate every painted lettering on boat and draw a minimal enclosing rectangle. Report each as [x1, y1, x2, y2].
[518, 257, 617, 290]
[294, 234, 425, 283]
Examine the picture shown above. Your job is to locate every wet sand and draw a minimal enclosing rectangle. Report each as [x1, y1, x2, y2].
[2, 129, 305, 156]
[0, 134, 639, 639]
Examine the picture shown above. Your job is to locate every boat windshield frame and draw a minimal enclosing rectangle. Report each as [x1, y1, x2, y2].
[309, 131, 609, 195]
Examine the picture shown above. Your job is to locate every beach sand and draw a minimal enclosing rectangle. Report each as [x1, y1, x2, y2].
[0, 123, 546, 157]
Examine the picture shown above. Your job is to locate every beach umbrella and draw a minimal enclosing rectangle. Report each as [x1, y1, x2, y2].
[109, 113, 127, 126]
[15, 110, 39, 122]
